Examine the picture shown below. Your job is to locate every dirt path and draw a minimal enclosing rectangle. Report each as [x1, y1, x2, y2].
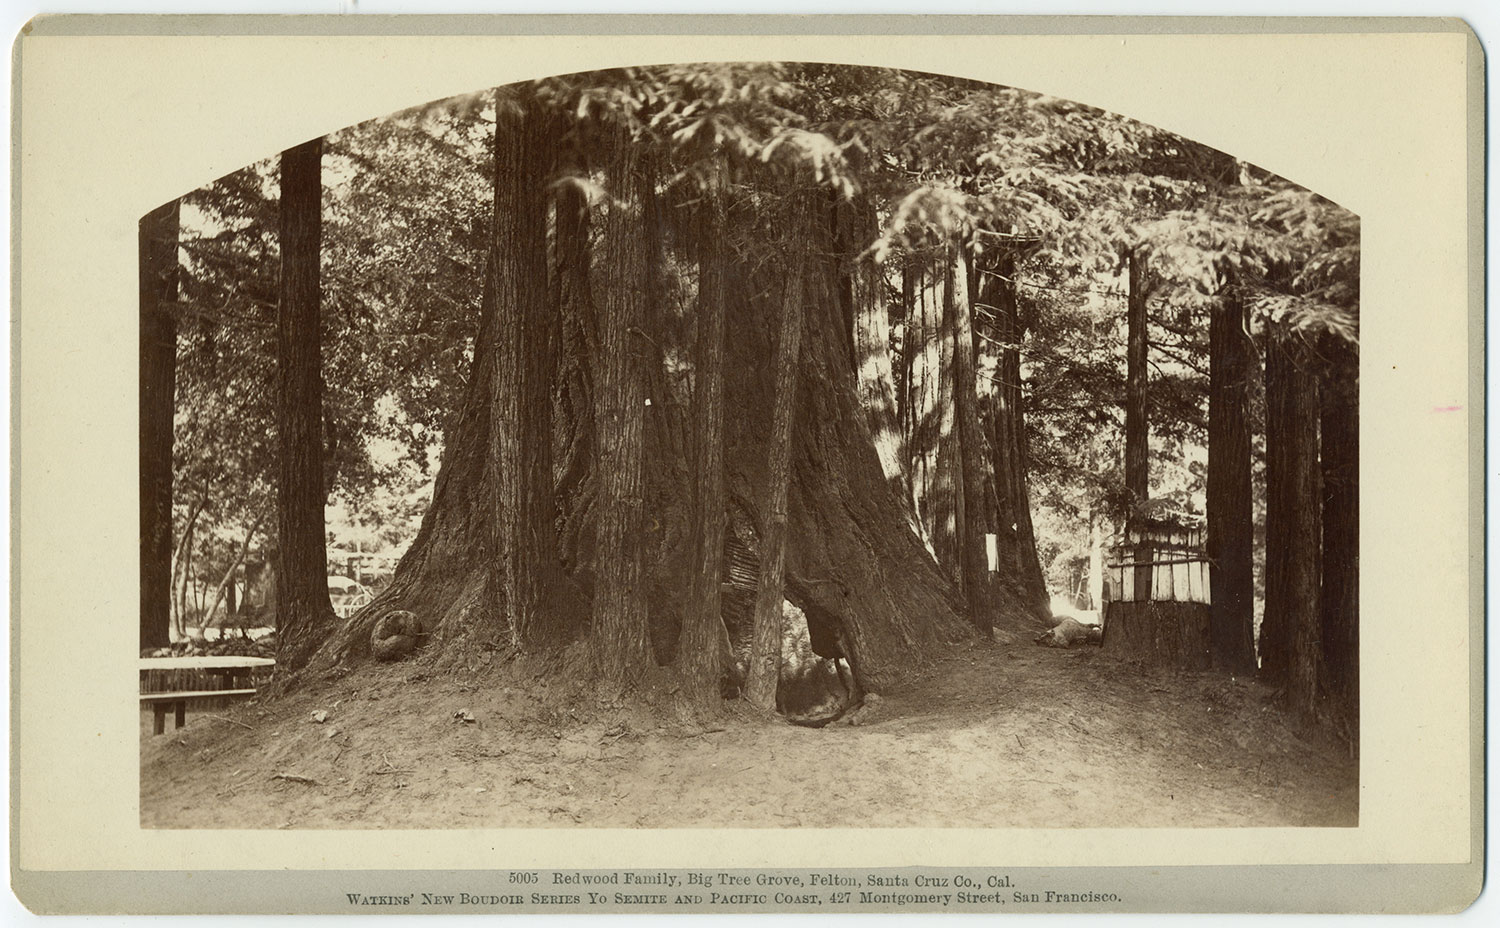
[141, 641, 1357, 829]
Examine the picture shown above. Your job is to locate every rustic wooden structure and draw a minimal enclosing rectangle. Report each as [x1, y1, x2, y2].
[139, 655, 274, 734]
[1101, 513, 1212, 669]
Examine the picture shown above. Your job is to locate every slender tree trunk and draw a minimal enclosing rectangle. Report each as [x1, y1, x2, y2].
[177, 518, 197, 637]
[745, 200, 809, 711]
[139, 199, 179, 651]
[677, 171, 731, 707]
[949, 248, 993, 635]
[896, 259, 916, 467]
[592, 128, 653, 693]
[168, 490, 206, 637]
[1320, 337, 1359, 733]
[932, 253, 960, 572]
[1124, 248, 1150, 508]
[553, 180, 598, 576]
[199, 512, 266, 630]
[274, 137, 337, 672]
[975, 249, 1051, 625]
[1207, 282, 1257, 673]
[491, 83, 565, 648]
[1262, 325, 1322, 724]
[1124, 247, 1152, 600]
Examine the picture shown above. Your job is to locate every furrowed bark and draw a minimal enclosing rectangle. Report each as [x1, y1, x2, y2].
[491, 83, 567, 647]
[591, 128, 653, 693]
[274, 137, 338, 673]
[1207, 282, 1257, 674]
[140, 199, 180, 651]
[677, 168, 731, 707]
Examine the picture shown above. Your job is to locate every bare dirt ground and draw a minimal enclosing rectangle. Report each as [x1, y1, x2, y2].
[141, 640, 1357, 829]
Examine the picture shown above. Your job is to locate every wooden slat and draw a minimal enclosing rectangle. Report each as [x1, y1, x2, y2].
[139, 689, 257, 702]
[139, 656, 274, 670]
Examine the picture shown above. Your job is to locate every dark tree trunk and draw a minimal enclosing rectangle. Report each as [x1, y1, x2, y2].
[304, 146, 591, 675]
[1262, 326, 1323, 724]
[1207, 283, 1257, 674]
[745, 200, 809, 710]
[724, 236, 971, 694]
[139, 199, 179, 651]
[554, 180, 598, 578]
[274, 137, 337, 672]
[677, 172, 731, 707]
[591, 129, 653, 693]
[1320, 337, 1359, 733]
[491, 84, 569, 647]
[1124, 247, 1152, 600]
[974, 250, 1051, 626]
[948, 248, 994, 635]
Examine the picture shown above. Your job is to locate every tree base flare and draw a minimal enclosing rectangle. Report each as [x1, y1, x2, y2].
[1102, 601, 1210, 670]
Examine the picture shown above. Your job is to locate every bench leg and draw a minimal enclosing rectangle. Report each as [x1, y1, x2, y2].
[153, 705, 167, 736]
[175, 700, 186, 729]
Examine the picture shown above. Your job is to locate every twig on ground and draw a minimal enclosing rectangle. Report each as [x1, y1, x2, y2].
[271, 773, 319, 785]
[206, 714, 254, 730]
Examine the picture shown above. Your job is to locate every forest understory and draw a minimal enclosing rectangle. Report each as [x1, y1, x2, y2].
[141, 638, 1356, 830]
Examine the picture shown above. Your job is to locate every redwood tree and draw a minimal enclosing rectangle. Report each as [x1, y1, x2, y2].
[1206, 279, 1257, 674]
[1262, 323, 1323, 723]
[1320, 337, 1359, 731]
[677, 166, 731, 707]
[490, 83, 570, 648]
[949, 247, 995, 635]
[745, 197, 810, 709]
[591, 127, 654, 693]
[1123, 246, 1152, 597]
[974, 247, 1050, 625]
[274, 137, 338, 671]
[139, 199, 180, 651]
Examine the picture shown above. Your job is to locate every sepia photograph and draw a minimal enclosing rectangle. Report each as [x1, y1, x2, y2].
[137, 63, 1361, 832]
[9, 13, 1482, 916]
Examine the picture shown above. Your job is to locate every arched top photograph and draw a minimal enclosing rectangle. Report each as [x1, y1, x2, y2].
[136, 62, 1361, 835]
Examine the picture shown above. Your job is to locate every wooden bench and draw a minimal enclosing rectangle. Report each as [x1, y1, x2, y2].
[139, 655, 274, 734]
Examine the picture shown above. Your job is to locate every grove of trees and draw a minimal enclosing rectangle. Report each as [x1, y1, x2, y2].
[139, 63, 1359, 733]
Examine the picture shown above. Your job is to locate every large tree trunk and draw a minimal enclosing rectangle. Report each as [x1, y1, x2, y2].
[744, 204, 808, 710]
[139, 199, 179, 651]
[1262, 325, 1323, 724]
[303, 152, 586, 675]
[676, 172, 731, 707]
[1207, 282, 1257, 674]
[491, 83, 571, 648]
[948, 248, 995, 635]
[274, 137, 337, 673]
[840, 200, 908, 504]
[553, 180, 598, 578]
[973, 249, 1051, 626]
[1320, 337, 1359, 735]
[591, 129, 654, 693]
[725, 238, 971, 694]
